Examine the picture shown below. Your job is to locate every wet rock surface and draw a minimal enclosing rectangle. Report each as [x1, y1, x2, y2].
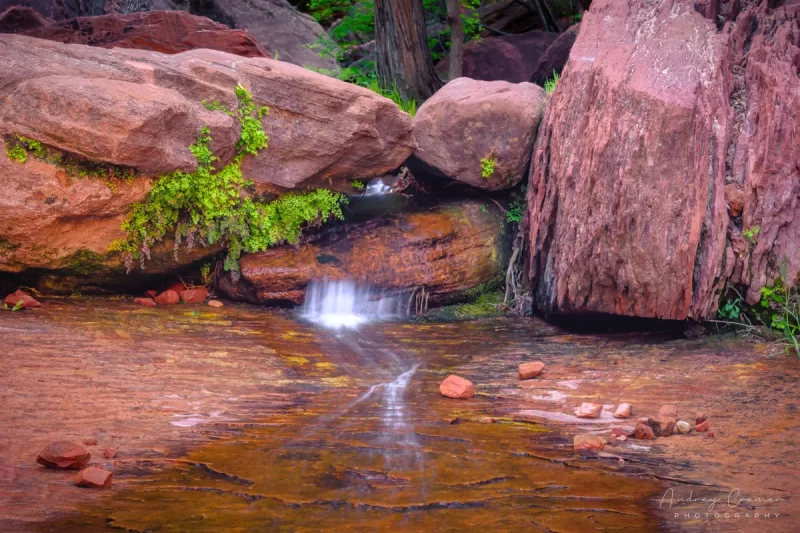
[36, 442, 90, 470]
[0, 300, 797, 531]
[410, 77, 545, 191]
[76, 467, 112, 488]
[218, 201, 506, 305]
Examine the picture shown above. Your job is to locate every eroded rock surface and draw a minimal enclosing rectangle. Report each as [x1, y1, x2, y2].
[22, 10, 267, 57]
[411, 78, 545, 191]
[218, 201, 506, 304]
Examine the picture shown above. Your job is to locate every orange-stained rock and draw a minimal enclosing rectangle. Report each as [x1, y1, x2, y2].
[439, 375, 475, 399]
[134, 297, 157, 307]
[179, 287, 209, 304]
[24, 11, 267, 58]
[207, 300, 224, 308]
[573, 433, 606, 452]
[410, 78, 545, 191]
[518, 361, 545, 380]
[4, 290, 40, 309]
[76, 467, 112, 488]
[658, 405, 678, 419]
[218, 202, 505, 305]
[154, 290, 180, 306]
[696, 420, 711, 432]
[696, 412, 708, 425]
[103, 447, 118, 459]
[634, 423, 655, 440]
[574, 403, 602, 419]
[613, 403, 632, 419]
[36, 441, 90, 469]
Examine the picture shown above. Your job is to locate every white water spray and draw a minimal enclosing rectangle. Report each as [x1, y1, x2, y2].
[300, 279, 407, 329]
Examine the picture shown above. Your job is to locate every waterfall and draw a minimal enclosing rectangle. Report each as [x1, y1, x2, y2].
[300, 279, 408, 329]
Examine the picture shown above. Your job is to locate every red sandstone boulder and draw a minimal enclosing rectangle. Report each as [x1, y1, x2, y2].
[154, 290, 180, 305]
[179, 287, 209, 304]
[0, 6, 51, 33]
[573, 433, 606, 451]
[4, 289, 40, 309]
[439, 375, 475, 399]
[574, 402, 602, 419]
[23, 11, 266, 57]
[36, 441, 90, 469]
[436, 30, 557, 83]
[411, 77, 545, 191]
[76, 466, 112, 488]
[696, 420, 711, 432]
[530, 23, 579, 86]
[134, 297, 157, 307]
[518, 361, 545, 380]
[528, 0, 800, 320]
[217, 201, 505, 305]
[658, 405, 678, 419]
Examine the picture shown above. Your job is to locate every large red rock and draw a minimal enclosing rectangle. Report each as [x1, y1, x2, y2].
[530, 23, 579, 86]
[217, 201, 506, 305]
[574, 402, 603, 419]
[439, 375, 475, 399]
[23, 11, 267, 58]
[436, 30, 557, 83]
[528, 0, 800, 320]
[179, 287, 209, 304]
[411, 78, 545, 191]
[36, 441, 90, 469]
[4, 289, 40, 309]
[0, 6, 51, 33]
[528, 0, 730, 320]
[154, 290, 180, 305]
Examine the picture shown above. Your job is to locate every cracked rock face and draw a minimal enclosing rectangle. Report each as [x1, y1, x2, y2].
[527, 0, 799, 320]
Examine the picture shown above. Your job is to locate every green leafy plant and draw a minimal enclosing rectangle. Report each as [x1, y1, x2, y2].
[744, 225, 760, 245]
[1, 301, 24, 312]
[200, 263, 213, 286]
[544, 71, 560, 94]
[5, 135, 44, 164]
[350, 180, 365, 190]
[506, 185, 527, 224]
[112, 85, 347, 275]
[480, 156, 496, 179]
[759, 262, 799, 357]
[718, 297, 742, 321]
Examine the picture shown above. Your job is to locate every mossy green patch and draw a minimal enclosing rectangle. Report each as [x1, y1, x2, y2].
[111, 85, 347, 275]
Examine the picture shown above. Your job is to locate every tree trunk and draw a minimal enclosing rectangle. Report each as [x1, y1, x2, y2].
[375, 0, 442, 101]
[446, 0, 464, 81]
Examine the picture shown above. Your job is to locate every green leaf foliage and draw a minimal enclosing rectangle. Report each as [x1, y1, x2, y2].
[112, 84, 347, 275]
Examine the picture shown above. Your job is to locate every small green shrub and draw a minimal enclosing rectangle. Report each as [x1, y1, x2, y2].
[5, 135, 44, 164]
[480, 156, 496, 179]
[744, 226, 760, 245]
[718, 297, 742, 321]
[759, 263, 799, 357]
[544, 71, 560, 94]
[350, 180, 365, 190]
[506, 185, 527, 224]
[113, 85, 347, 275]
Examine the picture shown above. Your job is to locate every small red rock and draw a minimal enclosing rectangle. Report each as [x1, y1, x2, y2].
[133, 297, 157, 307]
[439, 375, 475, 399]
[658, 404, 678, 419]
[573, 433, 606, 451]
[613, 403, 632, 419]
[574, 402, 603, 418]
[82, 438, 97, 446]
[658, 417, 677, 437]
[634, 423, 655, 440]
[4, 289, 40, 309]
[36, 441, 90, 469]
[696, 420, 710, 432]
[696, 412, 708, 425]
[76, 467, 113, 488]
[179, 287, 209, 304]
[705, 431, 715, 438]
[611, 426, 636, 438]
[154, 290, 180, 305]
[518, 361, 545, 380]
[207, 299, 224, 308]
[103, 447, 118, 459]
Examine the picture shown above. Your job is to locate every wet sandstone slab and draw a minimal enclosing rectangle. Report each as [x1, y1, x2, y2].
[0, 299, 797, 531]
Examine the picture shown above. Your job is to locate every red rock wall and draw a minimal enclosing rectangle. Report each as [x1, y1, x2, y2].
[528, 0, 800, 320]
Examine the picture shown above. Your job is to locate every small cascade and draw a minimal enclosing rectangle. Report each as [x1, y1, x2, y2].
[365, 177, 393, 196]
[300, 279, 408, 329]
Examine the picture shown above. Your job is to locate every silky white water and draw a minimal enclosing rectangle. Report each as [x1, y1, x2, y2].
[300, 279, 407, 329]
